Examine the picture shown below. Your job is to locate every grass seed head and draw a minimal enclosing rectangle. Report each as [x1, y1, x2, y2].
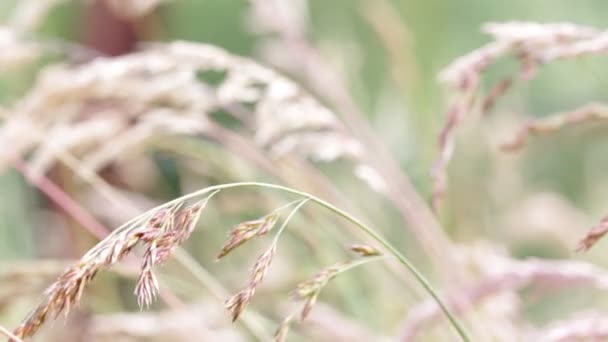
[291, 262, 349, 320]
[350, 244, 382, 257]
[226, 244, 277, 321]
[135, 268, 159, 309]
[217, 213, 279, 259]
[135, 201, 208, 308]
[13, 198, 210, 339]
[577, 217, 608, 252]
[225, 288, 252, 322]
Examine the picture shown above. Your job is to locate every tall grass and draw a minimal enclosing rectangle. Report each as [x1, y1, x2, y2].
[2, 1, 608, 342]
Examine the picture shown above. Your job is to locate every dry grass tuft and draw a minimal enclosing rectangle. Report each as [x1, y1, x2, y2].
[11, 193, 215, 340]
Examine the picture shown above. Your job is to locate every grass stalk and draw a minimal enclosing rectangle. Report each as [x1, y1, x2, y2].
[120, 181, 470, 341]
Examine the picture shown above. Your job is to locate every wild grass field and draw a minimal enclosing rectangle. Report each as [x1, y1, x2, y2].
[2, 1, 608, 341]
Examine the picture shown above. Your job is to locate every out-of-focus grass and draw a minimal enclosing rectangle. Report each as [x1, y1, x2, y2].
[0, 170, 34, 259]
[4, 1, 608, 341]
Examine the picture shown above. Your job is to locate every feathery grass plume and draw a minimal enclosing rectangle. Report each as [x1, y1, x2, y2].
[432, 21, 606, 211]
[217, 213, 279, 260]
[577, 217, 608, 252]
[225, 199, 308, 321]
[135, 199, 211, 307]
[12, 192, 216, 340]
[225, 245, 276, 322]
[0, 41, 363, 178]
[501, 103, 608, 152]
[273, 314, 294, 342]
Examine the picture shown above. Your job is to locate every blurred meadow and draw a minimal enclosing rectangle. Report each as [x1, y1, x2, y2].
[2, 0, 608, 341]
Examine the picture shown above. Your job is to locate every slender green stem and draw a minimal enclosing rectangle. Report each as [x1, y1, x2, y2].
[273, 199, 310, 244]
[271, 198, 308, 215]
[103, 181, 469, 341]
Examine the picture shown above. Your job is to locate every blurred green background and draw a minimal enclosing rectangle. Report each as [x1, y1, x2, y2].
[2, 1, 608, 341]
